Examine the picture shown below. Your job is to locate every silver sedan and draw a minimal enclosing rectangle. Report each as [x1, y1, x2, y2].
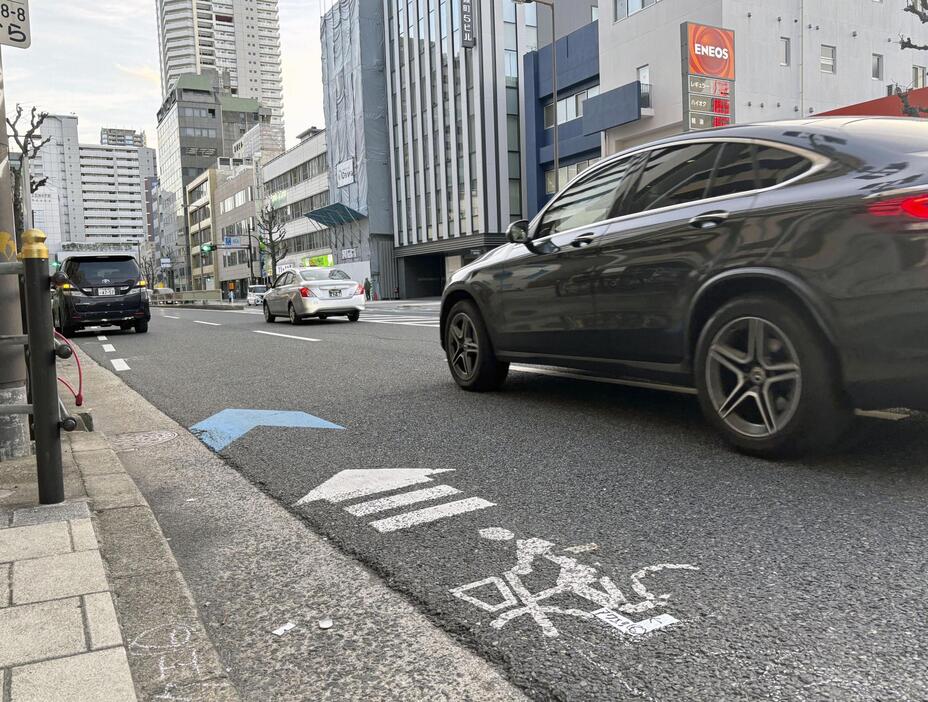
[262, 268, 366, 324]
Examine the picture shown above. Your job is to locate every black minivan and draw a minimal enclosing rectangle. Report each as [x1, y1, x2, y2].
[440, 118, 928, 458]
[53, 255, 150, 336]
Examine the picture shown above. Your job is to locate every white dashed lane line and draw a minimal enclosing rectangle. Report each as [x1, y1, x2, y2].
[162, 315, 180, 319]
[102, 344, 115, 353]
[111, 359, 130, 372]
[97, 335, 108, 341]
[253, 330, 320, 342]
[193, 321, 221, 326]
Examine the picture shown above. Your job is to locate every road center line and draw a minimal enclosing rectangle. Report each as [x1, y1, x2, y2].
[111, 359, 130, 372]
[345, 485, 462, 517]
[253, 330, 320, 342]
[102, 344, 115, 353]
[193, 320, 222, 326]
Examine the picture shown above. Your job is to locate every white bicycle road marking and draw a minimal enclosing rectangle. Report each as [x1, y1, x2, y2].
[345, 484, 462, 517]
[369, 497, 495, 533]
[111, 359, 130, 372]
[253, 330, 321, 342]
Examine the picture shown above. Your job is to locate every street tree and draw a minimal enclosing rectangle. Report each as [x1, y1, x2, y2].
[256, 204, 287, 278]
[898, 1, 928, 116]
[6, 105, 51, 237]
[138, 249, 159, 287]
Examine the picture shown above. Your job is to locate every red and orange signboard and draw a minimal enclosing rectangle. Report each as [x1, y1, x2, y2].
[682, 22, 736, 131]
[686, 23, 735, 80]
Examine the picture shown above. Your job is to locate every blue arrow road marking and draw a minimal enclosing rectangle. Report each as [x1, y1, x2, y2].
[190, 408, 344, 452]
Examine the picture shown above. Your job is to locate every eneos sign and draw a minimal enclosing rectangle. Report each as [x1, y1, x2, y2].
[687, 23, 734, 80]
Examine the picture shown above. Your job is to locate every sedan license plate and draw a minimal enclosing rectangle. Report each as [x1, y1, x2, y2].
[329, 289, 342, 298]
[97, 287, 116, 296]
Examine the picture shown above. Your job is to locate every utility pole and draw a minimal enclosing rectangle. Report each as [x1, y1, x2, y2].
[0, 48, 31, 458]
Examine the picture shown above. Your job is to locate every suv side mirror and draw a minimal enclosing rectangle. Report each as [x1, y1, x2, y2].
[506, 220, 530, 244]
[50, 271, 69, 288]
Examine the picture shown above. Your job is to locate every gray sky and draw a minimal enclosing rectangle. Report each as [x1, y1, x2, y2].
[3, 0, 325, 149]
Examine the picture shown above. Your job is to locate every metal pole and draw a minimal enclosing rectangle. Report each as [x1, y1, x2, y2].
[0, 47, 31, 459]
[21, 229, 63, 504]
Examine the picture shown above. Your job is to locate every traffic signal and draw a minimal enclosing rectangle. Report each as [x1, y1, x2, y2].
[200, 243, 216, 254]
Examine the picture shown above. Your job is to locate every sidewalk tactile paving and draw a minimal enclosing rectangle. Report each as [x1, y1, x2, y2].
[70, 519, 98, 552]
[0, 598, 86, 667]
[11, 647, 137, 702]
[13, 550, 109, 605]
[84, 592, 123, 650]
[0, 522, 72, 563]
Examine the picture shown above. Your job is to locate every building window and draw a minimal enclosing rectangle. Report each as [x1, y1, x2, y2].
[872, 54, 884, 81]
[544, 85, 600, 129]
[914, 65, 927, 88]
[638, 65, 651, 108]
[820, 45, 836, 74]
[592, 6, 599, 21]
[779, 37, 790, 66]
[616, 0, 655, 21]
[544, 103, 555, 129]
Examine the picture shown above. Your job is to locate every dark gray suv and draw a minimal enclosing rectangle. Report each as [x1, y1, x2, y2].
[440, 118, 928, 457]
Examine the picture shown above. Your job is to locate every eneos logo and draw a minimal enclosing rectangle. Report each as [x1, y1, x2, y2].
[687, 23, 735, 80]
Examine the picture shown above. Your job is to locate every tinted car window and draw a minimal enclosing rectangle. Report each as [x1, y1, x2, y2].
[624, 143, 723, 213]
[755, 146, 811, 188]
[66, 257, 139, 286]
[300, 269, 351, 281]
[537, 158, 632, 237]
[706, 142, 757, 198]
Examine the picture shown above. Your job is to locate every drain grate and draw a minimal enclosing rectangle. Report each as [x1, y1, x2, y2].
[108, 430, 178, 452]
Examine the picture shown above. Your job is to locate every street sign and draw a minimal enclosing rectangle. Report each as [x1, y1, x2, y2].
[224, 236, 242, 247]
[0, 1, 30, 49]
[462, 0, 476, 48]
[341, 247, 357, 260]
[159, 257, 171, 268]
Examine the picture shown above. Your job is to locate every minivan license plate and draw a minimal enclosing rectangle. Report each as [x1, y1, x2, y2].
[329, 289, 341, 298]
[97, 287, 116, 296]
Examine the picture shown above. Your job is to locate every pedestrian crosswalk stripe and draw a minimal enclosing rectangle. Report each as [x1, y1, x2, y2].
[369, 497, 496, 533]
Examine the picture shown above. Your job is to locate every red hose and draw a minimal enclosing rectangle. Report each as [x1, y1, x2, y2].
[54, 331, 84, 406]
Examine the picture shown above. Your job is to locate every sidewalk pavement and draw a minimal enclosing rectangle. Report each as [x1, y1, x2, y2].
[0, 432, 237, 701]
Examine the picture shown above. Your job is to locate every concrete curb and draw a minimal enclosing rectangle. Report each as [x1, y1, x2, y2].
[66, 432, 241, 701]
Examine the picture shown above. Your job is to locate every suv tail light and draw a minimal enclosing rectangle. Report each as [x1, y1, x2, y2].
[868, 194, 928, 218]
[299, 287, 316, 298]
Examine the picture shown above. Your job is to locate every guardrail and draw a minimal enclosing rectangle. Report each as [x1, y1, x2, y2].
[0, 230, 66, 504]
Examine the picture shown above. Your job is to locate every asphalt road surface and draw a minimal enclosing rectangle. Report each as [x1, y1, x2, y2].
[73, 301, 928, 701]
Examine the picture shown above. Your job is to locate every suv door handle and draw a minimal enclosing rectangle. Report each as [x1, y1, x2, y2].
[569, 233, 597, 247]
[689, 211, 730, 229]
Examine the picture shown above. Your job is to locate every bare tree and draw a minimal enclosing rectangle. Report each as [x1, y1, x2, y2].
[138, 250, 158, 287]
[896, 1, 928, 116]
[256, 204, 287, 278]
[6, 105, 51, 236]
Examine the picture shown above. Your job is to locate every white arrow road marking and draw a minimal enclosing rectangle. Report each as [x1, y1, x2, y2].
[295, 468, 454, 505]
[102, 344, 115, 353]
[345, 485, 461, 517]
[253, 330, 320, 342]
[97, 335, 108, 341]
[193, 320, 221, 326]
[369, 497, 495, 533]
[111, 359, 130, 372]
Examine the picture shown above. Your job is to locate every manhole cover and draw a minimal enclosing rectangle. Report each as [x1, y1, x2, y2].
[108, 430, 178, 452]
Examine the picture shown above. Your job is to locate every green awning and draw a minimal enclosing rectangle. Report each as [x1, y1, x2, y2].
[304, 203, 365, 227]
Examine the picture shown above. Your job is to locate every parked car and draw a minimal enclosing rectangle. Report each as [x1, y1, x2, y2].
[263, 268, 365, 324]
[440, 117, 928, 457]
[247, 284, 268, 306]
[53, 255, 151, 335]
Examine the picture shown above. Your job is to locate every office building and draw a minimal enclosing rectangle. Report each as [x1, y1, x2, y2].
[156, 0, 285, 148]
[595, 0, 928, 156]
[156, 70, 272, 289]
[261, 127, 332, 275]
[100, 128, 146, 147]
[321, 1, 397, 297]
[30, 115, 157, 260]
[215, 162, 262, 294]
[233, 123, 284, 165]
[382, 0, 549, 296]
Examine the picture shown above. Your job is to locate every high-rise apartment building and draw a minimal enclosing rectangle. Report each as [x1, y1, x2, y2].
[156, 0, 285, 148]
[100, 128, 147, 147]
[30, 115, 157, 260]
[156, 70, 272, 289]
